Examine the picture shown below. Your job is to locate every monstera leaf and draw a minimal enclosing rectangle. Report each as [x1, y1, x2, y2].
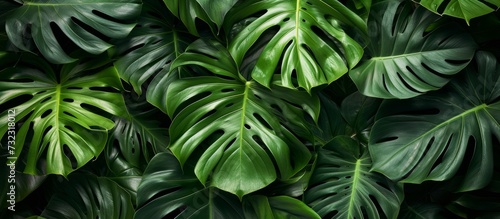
[305, 136, 403, 219]
[105, 92, 168, 177]
[135, 152, 245, 219]
[0, 53, 124, 176]
[243, 195, 320, 219]
[166, 39, 319, 198]
[349, 0, 476, 99]
[369, 52, 500, 191]
[417, 0, 500, 24]
[3, 0, 141, 64]
[114, 0, 195, 111]
[163, 0, 215, 36]
[224, 0, 366, 91]
[41, 174, 134, 219]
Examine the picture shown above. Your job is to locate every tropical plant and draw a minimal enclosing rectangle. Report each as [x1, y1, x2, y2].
[0, 0, 499, 218]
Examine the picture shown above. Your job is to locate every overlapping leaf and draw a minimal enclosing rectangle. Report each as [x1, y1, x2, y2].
[114, 0, 195, 111]
[135, 152, 245, 219]
[417, 0, 500, 24]
[225, 0, 366, 91]
[3, 0, 141, 64]
[166, 39, 319, 198]
[0, 53, 124, 176]
[370, 52, 500, 191]
[350, 0, 476, 99]
[305, 136, 403, 219]
[41, 174, 134, 219]
[163, 0, 215, 36]
[243, 195, 320, 219]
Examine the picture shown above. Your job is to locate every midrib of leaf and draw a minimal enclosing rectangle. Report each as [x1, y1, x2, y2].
[295, 0, 301, 49]
[238, 81, 251, 184]
[347, 159, 362, 218]
[54, 84, 62, 141]
[387, 103, 489, 157]
[370, 49, 464, 61]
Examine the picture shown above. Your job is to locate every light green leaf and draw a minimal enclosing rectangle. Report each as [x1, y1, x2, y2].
[243, 195, 320, 219]
[350, 0, 476, 99]
[370, 52, 500, 191]
[418, 0, 500, 24]
[166, 39, 319, 198]
[4, 0, 141, 64]
[305, 136, 403, 219]
[225, 0, 366, 91]
[135, 152, 245, 219]
[196, 0, 239, 29]
[41, 174, 134, 219]
[0, 53, 125, 176]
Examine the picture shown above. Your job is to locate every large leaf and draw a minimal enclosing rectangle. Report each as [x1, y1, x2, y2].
[166, 39, 319, 198]
[113, 0, 195, 111]
[0, 53, 125, 176]
[349, 0, 476, 99]
[41, 174, 134, 219]
[417, 0, 500, 24]
[305, 136, 403, 219]
[243, 195, 320, 219]
[4, 0, 141, 64]
[135, 152, 245, 219]
[369, 51, 500, 191]
[225, 0, 367, 91]
[167, 76, 318, 198]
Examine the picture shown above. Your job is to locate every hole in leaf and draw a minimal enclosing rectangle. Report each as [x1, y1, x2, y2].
[200, 109, 217, 121]
[81, 103, 113, 120]
[64, 112, 78, 119]
[225, 103, 234, 108]
[63, 144, 78, 169]
[396, 72, 422, 93]
[324, 210, 339, 218]
[436, 0, 451, 14]
[63, 98, 74, 103]
[445, 59, 470, 65]
[92, 10, 128, 24]
[421, 62, 453, 79]
[382, 74, 389, 92]
[403, 137, 435, 180]
[221, 88, 235, 93]
[0, 94, 33, 113]
[65, 125, 74, 132]
[244, 124, 251, 129]
[406, 66, 435, 87]
[271, 104, 283, 114]
[40, 96, 52, 104]
[369, 195, 385, 217]
[41, 109, 52, 118]
[253, 113, 273, 130]
[431, 134, 453, 170]
[375, 136, 398, 144]
[71, 17, 110, 41]
[282, 17, 290, 22]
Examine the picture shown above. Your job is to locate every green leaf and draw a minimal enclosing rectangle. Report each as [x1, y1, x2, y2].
[164, 0, 216, 36]
[0, 53, 125, 176]
[166, 39, 319, 198]
[135, 152, 245, 219]
[105, 92, 168, 176]
[341, 91, 382, 144]
[225, 0, 366, 91]
[417, 0, 500, 24]
[4, 0, 141, 64]
[167, 76, 318, 198]
[305, 136, 403, 219]
[312, 94, 348, 145]
[113, 0, 195, 111]
[349, 1, 476, 99]
[369, 52, 500, 191]
[196, 0, 239, 29]
[41, 174, 134, 219]
[243, 195, 320, 219]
